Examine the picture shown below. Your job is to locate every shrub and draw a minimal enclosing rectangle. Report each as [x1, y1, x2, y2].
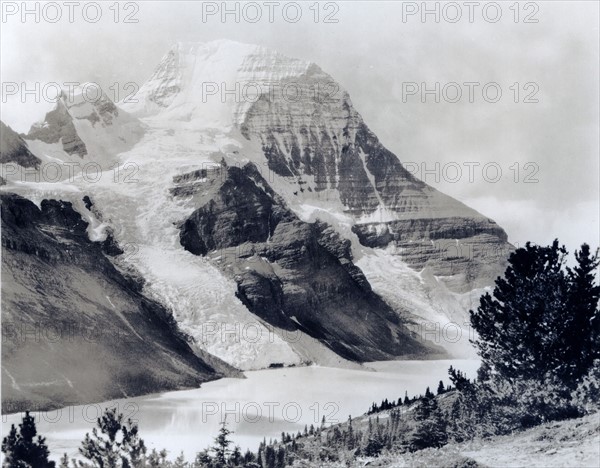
[572, 359, 600, 414]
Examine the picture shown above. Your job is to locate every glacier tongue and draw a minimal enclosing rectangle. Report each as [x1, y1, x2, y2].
[77, 121, 307, 370]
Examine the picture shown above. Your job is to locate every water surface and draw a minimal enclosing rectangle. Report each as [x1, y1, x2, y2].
[2, 359, 480, 461]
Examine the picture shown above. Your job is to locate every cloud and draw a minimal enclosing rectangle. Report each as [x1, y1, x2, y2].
[465, 195, 599, 256]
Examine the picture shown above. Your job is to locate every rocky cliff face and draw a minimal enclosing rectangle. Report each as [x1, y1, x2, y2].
[179, 163, 295, 255]
[353, 218, 510, 292]
[25, 84, 144, 168]
[27, 98, 88, 157]
[0, 121, 41, 168]
[177, 163, 440, 361]
[237, 66, 402, 217]
[1, 193, 235, 413]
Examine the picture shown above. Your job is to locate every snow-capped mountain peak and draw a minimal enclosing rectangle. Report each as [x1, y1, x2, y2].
[25, 82, 143, 166]
[121, 40, 329, 128]
[59, 82, 120, 126]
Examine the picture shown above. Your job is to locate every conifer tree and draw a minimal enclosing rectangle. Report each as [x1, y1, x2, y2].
[470, 240, 568, 382]
[211, 420, 233, 466]
[147, 448, 168, 467]
[230, 445, 242, 466]
[561, 244, 600, 384]
[346, 416, 355, 450]
[78, 407, 146, 467]
[409, 397, 447, 451]
[470, 240, 600, 387]
[173, 451, 186, 468]
[243, 449, 256, 465]
[1, 412, 55, 468]
[195, 449, 212, 467]
[59, 453, 70, 468]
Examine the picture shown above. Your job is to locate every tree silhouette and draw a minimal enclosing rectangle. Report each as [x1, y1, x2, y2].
[409, 397, 447, 451]
[1, 411, 55, 468]
[560, 244, 600, 384]
[78, 407, 146, 467]
[471, 241, 565, 381]
[210, 420, 233, 466]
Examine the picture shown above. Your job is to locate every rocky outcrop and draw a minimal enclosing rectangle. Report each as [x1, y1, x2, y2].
[1, 193, 235, 413]
[239, 76, 398, 217]
[179, 164, 295, 255]
[140, 48, 182, 109]
[27, 98, 88, 157]
[25, 85, 144, 165]
[0, 121, 41, 168]
[177, 163, 442, 362]
[353, 217, 510, 291]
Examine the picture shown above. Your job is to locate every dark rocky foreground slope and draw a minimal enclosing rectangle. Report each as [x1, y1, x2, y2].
[177, 163, 444, 362]
[1, 193, 236, 414]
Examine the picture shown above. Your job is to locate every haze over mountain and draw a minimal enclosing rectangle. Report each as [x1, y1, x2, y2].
[1, 40, 513, 411]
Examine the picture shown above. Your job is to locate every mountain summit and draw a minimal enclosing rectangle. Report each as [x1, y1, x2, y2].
[24, 83, 143, 168]
[122, 40, 319, 126]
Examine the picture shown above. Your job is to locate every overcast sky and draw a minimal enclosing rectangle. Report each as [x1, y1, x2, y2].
[1, 1, 598, 254]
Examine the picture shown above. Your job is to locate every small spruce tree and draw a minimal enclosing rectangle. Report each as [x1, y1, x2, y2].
[2, 411, 56, 468]
[211, 420, 233, 466]
[79, 407, 146, 467]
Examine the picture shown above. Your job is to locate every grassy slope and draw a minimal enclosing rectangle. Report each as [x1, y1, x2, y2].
[348, 412, 600, 468]
[286, 392, 598, 467]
